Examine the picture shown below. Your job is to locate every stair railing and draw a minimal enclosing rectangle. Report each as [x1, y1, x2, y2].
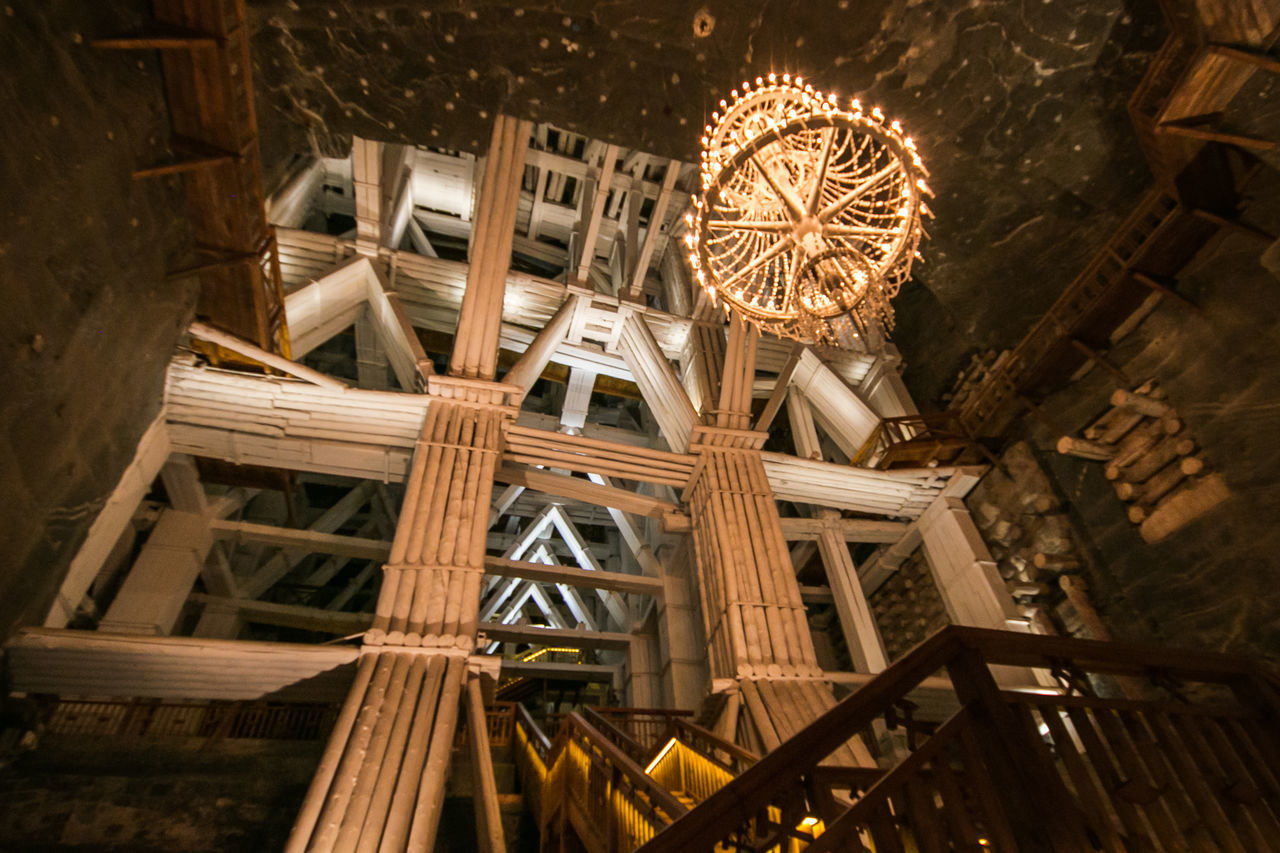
[514, 702, 691, 851]
[638, 625, 1280, 852]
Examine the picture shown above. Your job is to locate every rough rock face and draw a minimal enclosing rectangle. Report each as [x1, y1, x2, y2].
[0, 2, 195, 638]
[1031, 164, 1280, 661]
[246, 0, 1165, 399]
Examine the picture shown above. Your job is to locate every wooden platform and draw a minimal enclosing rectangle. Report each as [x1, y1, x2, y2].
[1130, 0, 1280, 181]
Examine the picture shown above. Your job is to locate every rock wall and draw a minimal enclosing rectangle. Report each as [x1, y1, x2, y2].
[0, 736, 322, 852]
[0, 2, 196, 638]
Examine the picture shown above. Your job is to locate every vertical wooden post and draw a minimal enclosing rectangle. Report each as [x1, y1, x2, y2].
[944, 644, 1095, 852]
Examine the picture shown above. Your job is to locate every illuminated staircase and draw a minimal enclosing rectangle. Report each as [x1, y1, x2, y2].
[511, 626, 1280, 852]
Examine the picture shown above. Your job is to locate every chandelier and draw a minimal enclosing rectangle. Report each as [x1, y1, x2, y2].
[686, 73, 931, 348]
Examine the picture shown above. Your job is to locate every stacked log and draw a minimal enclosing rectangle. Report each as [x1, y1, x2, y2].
[942, 349, 1007, 411]
[1060, 380, 1228, 541]
[962, 441, 1086, 637]
[866, 551, 949, 660]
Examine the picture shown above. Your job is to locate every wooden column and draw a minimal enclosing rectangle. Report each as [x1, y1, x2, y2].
[683, 428, 869, 757]
[916, 495, 1019, 631]
[917, 496, 1051, 688]
[815, 511, 889, 673]
[46, 415, 170, 627]
[451, 115, 532, 380]
[98, 508, 212, 635]
[289, 173, 522, 850]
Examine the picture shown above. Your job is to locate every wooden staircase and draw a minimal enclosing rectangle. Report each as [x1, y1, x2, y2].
[511, 626, 1280, 852]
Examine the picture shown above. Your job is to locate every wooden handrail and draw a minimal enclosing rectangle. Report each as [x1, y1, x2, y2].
[582, 706, 649, 764]
[513, 701, 551, 757]
[638, 624, 1276, 852]
[639, 628, 963, 852]
[950, 624, 1259, 681]
[669, 718, 759, 769]
[588, 706, 695, 717]
[562, 711, 690, 822]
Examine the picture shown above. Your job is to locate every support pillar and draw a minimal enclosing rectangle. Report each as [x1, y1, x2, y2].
[814, 510, 888, 674]
[287, 114, 528, 853]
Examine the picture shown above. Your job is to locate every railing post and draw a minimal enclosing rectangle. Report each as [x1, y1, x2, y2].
[945, 645, 1095, 851]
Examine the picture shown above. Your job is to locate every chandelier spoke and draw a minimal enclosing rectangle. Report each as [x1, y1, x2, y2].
[748, 153, 807, 222]
[807, 127, 838, 216]
[716, 235, 796, 292]
[705, 219, 793, 233]
[822, 224, 902, 239]
[817, 162, 902, 224]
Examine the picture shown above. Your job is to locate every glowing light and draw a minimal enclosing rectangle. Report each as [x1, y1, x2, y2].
[691, 74, 929, 348]
[644, 738, 679, 774]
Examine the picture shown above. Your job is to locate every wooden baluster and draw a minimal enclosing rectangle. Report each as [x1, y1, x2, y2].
[955, 722, 1019, 851]
[1190, 715, 1280, 845]
[929, 753, 983, 849]
[946, 647, 1094, 851]
[1038, 703, 1128, 851]
[867, 796, 907, 853]
[901, 772, 947, 853]
[1062, 705, 1151, 842]
[1145, 711, 1248, 853]
[1119, 708, 1210, 846]
[1089, 706, 1183, 848]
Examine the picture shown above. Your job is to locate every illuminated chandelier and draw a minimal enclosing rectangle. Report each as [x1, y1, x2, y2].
[686, 73, 931, 348]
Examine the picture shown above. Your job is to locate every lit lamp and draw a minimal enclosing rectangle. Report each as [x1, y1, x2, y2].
[688, 73, 931, 349]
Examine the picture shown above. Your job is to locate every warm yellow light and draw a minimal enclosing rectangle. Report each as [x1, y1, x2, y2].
[800, 816, 820, 828]
[693, 73, 927, 348]
[517, 646, 580, 662]
[644, 737, 678, 774]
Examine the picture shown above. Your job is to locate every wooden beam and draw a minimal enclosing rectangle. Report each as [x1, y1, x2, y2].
[778, 517, 911, 543]
[500, 659, 617, 682]
[189, 594, 372, 635]
[92, 25, 222, 50]
[502, 294, 578, 396]
[1208, 42, 1280, 74]
[241, 482, 375, 599]
[1068, 338, 1129, 384]
[482, 557, 662, 597]
[1128, 270, 1203, 314]
[628, 160, 681, 296]
[478, 622, 633, 651]
[133, 153, 234, 179]
[494, 465, 681, 520]
[45, 416, 171, 627]
[209, 519, 392, 562]
[188, 321, 347, 389]
[1189, 208, 1278, 242]
[575, 144, 620, 284]
[616, 312, 699, 454]
[756, 342, 805, 432]
[1157, 116, 1275, 150]
[452, 115, 532, 380]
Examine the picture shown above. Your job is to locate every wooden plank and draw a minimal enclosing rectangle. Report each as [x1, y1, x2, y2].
[189, 594, 373, 635]
[209, 519, 392, 561]
[478, 622, 633, 650]
[494, 465, 680, 520]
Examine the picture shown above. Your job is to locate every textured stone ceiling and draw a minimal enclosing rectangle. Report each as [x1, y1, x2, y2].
[248, 0, 1167, 400]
